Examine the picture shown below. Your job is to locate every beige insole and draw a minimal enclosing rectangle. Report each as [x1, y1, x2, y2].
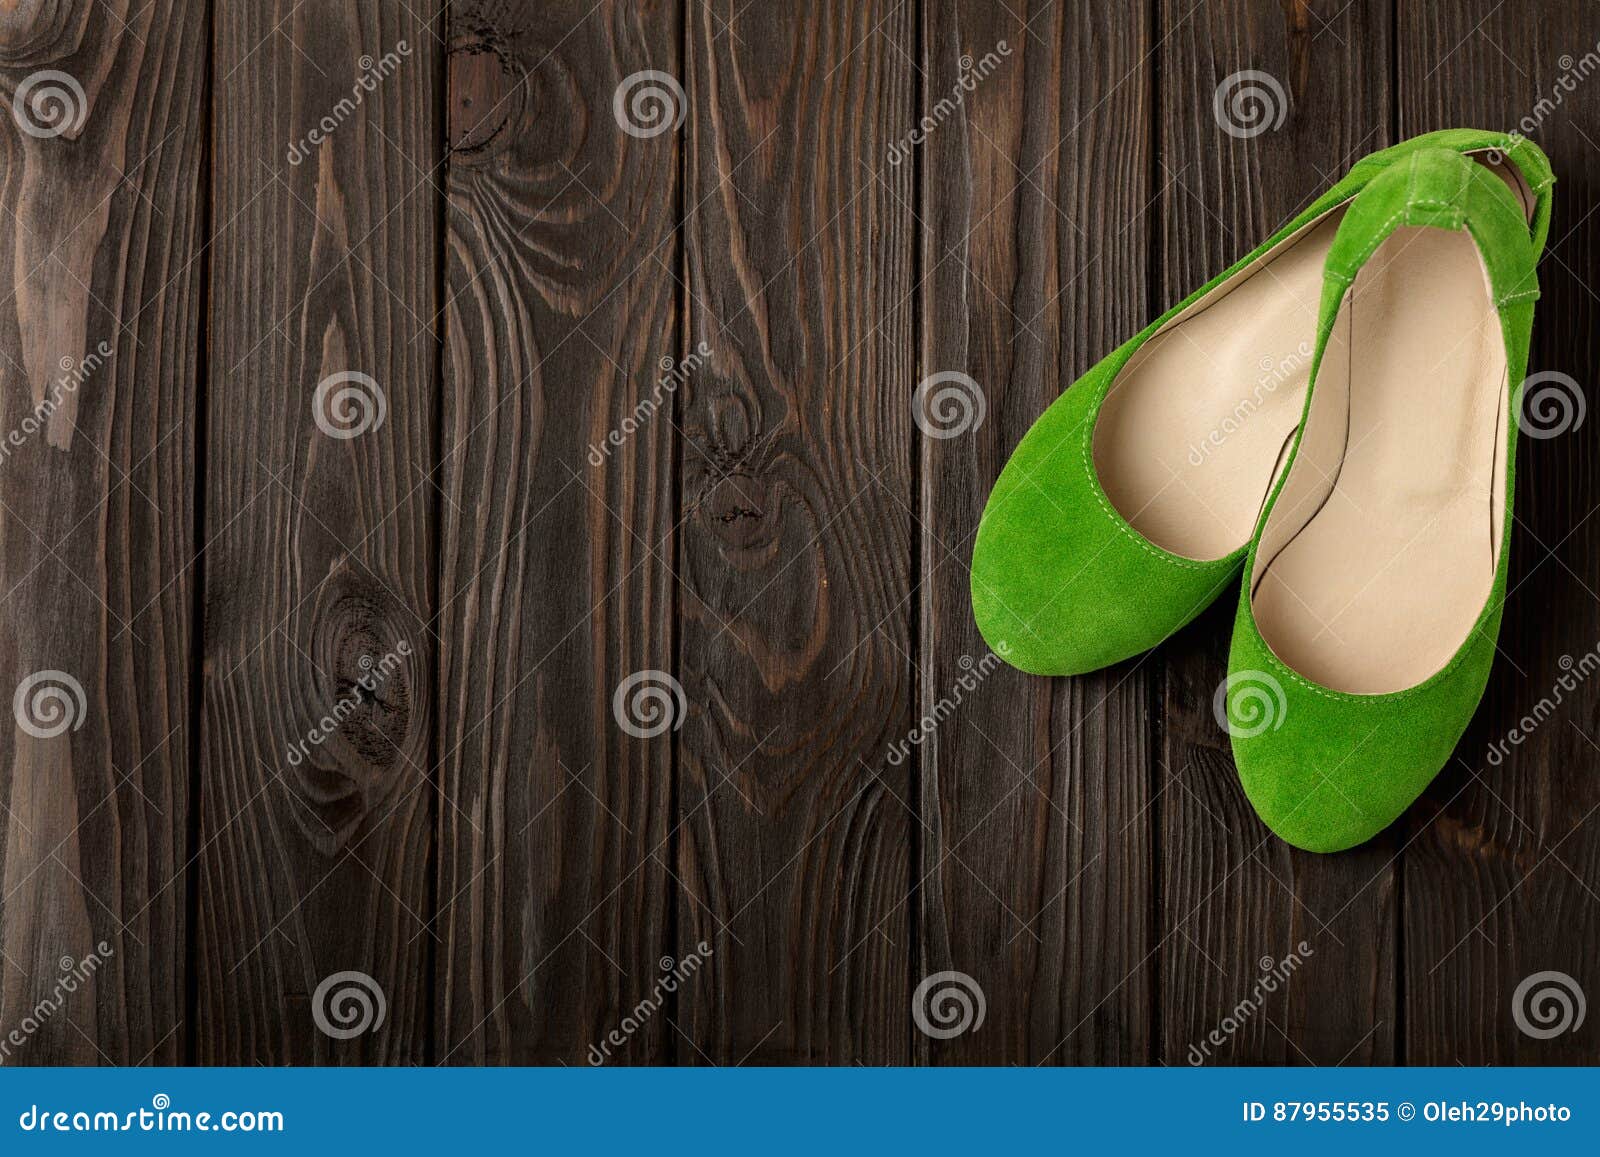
[1251, 225, 1508, 695]
[1095, 213, 1342, 561]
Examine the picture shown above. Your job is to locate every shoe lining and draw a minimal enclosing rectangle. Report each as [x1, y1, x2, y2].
[1092, 150, 1534, 568]
[1093, 212, 1341, 562]
[1249, 223, 1509, 695]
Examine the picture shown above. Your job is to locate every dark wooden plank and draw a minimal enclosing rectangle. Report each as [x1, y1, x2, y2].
[433, 0, 679, 1065]
[919, 0, 1155, 1064]
[675, 0, 916, 1064]
[0, 0, 204, 1065]
[1157, 0, 1397, 1065]
[198, 0, 440, 1063]
[1398, 0, 1600, 1065]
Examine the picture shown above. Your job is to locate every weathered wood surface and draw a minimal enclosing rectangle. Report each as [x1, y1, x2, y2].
[434, 0, 679, 1066]
[197, 0, 440, 1064]
[674, 0, 917, 1064]
[0, 0, 1594, 1066]
[920, 0, 1156, 1066]
[0, 0, 204, 1065]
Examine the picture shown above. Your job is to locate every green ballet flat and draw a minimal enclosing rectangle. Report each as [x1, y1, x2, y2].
[1224, 144, 1550, 852]
[971, 128, 1553, 676]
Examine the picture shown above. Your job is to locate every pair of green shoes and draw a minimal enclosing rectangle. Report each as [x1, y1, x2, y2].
[971, 129, 1556, 853]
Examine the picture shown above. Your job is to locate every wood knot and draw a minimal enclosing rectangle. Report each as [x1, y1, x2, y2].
[695, 473, 773, 550]
[447, 25, 589, 171]
[284, 576, 421, 853]
[0, 0, 93, 67]
[447, 34, 521, 156]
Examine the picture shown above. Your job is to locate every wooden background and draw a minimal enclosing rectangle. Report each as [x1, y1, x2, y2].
[0, 0, 1596, 1066]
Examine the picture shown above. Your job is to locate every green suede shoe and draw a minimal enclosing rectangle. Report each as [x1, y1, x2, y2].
[971, 128, 1553, 676]
[1224, 145, 1550, 852]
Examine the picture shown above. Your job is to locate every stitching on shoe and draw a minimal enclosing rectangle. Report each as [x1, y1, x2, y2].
[1244, 608, 1496, 704]
[1080, 404, 1212, 570]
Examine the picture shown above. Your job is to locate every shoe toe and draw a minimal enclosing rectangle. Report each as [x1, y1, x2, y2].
[1222, 619, 1495, 852]
[1229, 709, 1403, 853]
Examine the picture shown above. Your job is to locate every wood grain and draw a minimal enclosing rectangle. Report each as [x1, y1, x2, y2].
[1156, 0, 1397, 1066]
[0, 0, 1593, 1069]
[675, 0, 917, 1064]
[0, 0, 203, 1065]
[197, 0, 440, 1064]
[1398, 0, 1600, 1065]
[433, 0, 679, 1065]
[919, 0, 1156, 1065]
